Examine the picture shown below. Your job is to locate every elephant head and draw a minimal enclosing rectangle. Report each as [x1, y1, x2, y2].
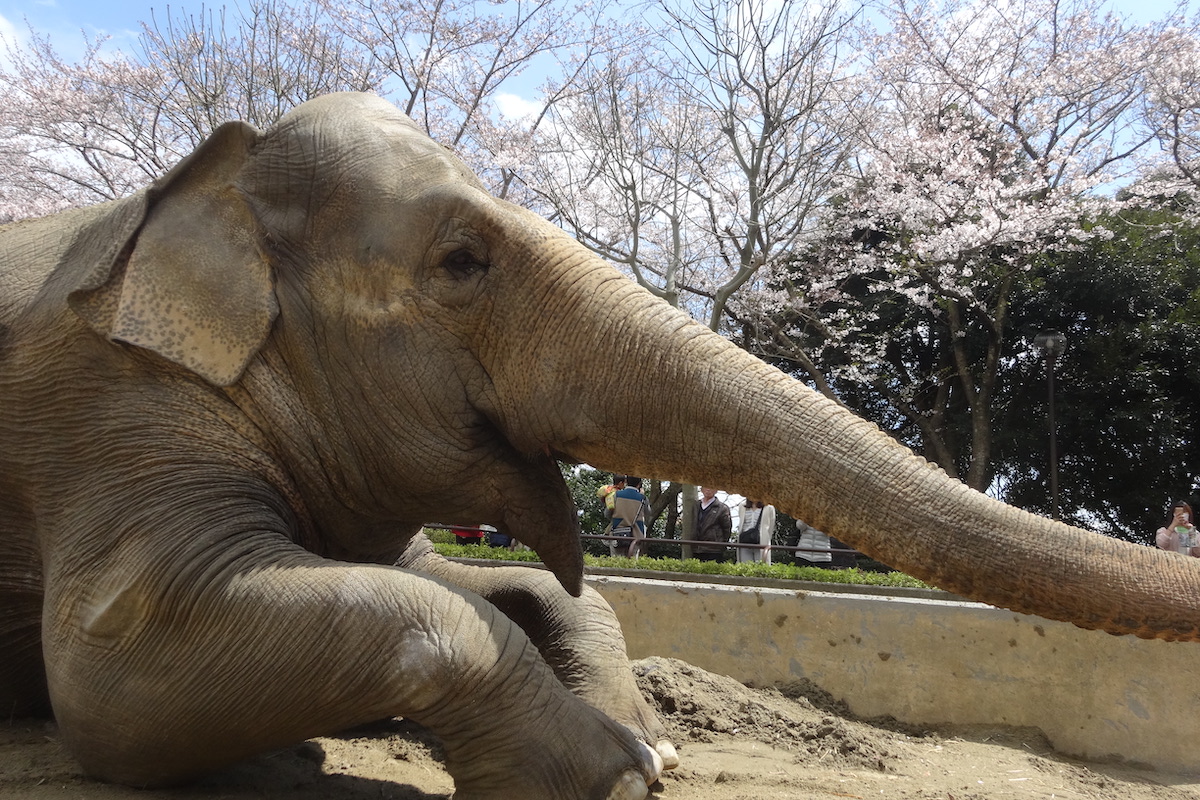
[64, 92, 1200, 640]
[66, 98, 587, 581]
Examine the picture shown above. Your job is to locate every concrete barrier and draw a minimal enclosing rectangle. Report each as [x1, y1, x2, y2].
[587, 574, 1200, 772]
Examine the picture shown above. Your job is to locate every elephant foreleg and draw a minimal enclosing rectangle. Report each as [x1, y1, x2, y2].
[396, 534, 678, 769]
[0, 523, 48, 717]
[43, 547, 659, 800]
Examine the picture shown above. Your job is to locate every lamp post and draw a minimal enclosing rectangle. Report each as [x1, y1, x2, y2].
[1033, 331, 1067, 520]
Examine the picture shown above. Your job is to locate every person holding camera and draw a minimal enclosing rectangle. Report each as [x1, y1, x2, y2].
[1155, 500, 1200, 556]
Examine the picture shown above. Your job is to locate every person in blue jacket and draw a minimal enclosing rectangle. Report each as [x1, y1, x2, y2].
[610, 476, 649, 558]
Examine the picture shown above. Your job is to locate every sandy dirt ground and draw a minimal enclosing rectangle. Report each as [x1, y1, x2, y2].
[4, 656, 1198, 800]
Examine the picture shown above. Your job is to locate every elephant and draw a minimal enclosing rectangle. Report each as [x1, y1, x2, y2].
[0, 92, 1197, 800]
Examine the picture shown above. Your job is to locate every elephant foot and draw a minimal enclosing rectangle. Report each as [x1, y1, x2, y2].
[582, 666, 678, 772]
[654, 739, 679, 770]
[608, 744, 661, 800]
[450, 728, 661, 800]
[397, 532, 681, 774]
[625, 741, 664, 796]
[601, 696, 678, 772]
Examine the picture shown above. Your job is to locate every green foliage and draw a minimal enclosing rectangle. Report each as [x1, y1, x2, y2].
[559, 465, 685, 556]
[998, 207, 1200, 541]
[436, 543, 547, 562]
[750, 202, 1200, 543]
[423, 527, 457, 545]
[432, 543, 929, 589]
[561, 464, 621, 556]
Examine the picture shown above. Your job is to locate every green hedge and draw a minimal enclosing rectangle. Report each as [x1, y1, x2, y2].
[431, 541, 930, 590]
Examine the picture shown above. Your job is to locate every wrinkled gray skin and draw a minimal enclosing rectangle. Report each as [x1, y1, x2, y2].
[1, 93, 1198, 800]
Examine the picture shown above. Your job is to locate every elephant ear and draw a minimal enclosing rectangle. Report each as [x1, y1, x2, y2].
[68, 121, 277, 387]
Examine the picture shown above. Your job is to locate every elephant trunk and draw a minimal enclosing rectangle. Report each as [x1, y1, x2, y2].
[495, 253, 1200, 642]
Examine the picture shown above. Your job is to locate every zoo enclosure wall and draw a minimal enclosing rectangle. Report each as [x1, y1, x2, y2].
[587, 574, 1200, 773]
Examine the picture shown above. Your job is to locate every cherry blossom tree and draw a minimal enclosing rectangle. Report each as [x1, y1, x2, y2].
[749, 0, 1162, 491]
[3, 0, 1194, 509]
[656, 0, 869, 330]
[314, 0, 623, 195]
[515, 0, 868, 328]
[1128, 8, 1200, 215]
[516, 41, 706, 308]
[0, 0, 380, 221]
[0, 32, 172, 219]
[137, 0, 381, 133]
[0, 0, 615, 220]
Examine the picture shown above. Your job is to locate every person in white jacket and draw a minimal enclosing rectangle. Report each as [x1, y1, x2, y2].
[735, 499, 775, 564]
[795, 520, 833, 565]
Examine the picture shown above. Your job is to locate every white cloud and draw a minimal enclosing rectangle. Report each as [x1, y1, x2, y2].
[496, 92, 542, 121]
[0, 13, 24, 70]
[0, 12, 20, 44]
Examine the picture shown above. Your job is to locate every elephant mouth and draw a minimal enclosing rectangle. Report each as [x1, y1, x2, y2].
[455, 421, 586, 595]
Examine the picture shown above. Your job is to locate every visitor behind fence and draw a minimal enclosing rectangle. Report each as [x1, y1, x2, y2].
[450, 525, 485, 545]
[1156, 500, 1200, 556]
[735, 499, 775, 564]
[694, 486, 732, 562]
[597, 474, 625, 516]
[598, 475, 626, 555]
[611, 477, 649, 558]
[485, 524, 513, 549]
[794, 520, 833, 565]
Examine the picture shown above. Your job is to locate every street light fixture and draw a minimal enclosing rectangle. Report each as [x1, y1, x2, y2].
[1033, 331, 1067, 520]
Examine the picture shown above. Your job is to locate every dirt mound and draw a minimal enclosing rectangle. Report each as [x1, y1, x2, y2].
[634, 655, 899, 772]
[3, 657, 1198, 799]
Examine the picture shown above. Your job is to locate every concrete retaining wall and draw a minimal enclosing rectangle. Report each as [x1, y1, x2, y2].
[587, 574, 1200, 772]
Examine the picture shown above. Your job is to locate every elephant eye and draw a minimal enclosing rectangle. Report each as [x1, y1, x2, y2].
[443, 249, 489, 280]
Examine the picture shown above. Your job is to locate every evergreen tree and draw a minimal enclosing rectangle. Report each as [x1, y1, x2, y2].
[998, 207, 1200, 541]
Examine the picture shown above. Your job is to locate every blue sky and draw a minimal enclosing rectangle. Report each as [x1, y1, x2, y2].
[0, 0, 149, 46]
[0, 0, 1192, 54]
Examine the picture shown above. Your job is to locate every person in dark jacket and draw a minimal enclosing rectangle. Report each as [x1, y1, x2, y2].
[693, 486, 731, 562]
